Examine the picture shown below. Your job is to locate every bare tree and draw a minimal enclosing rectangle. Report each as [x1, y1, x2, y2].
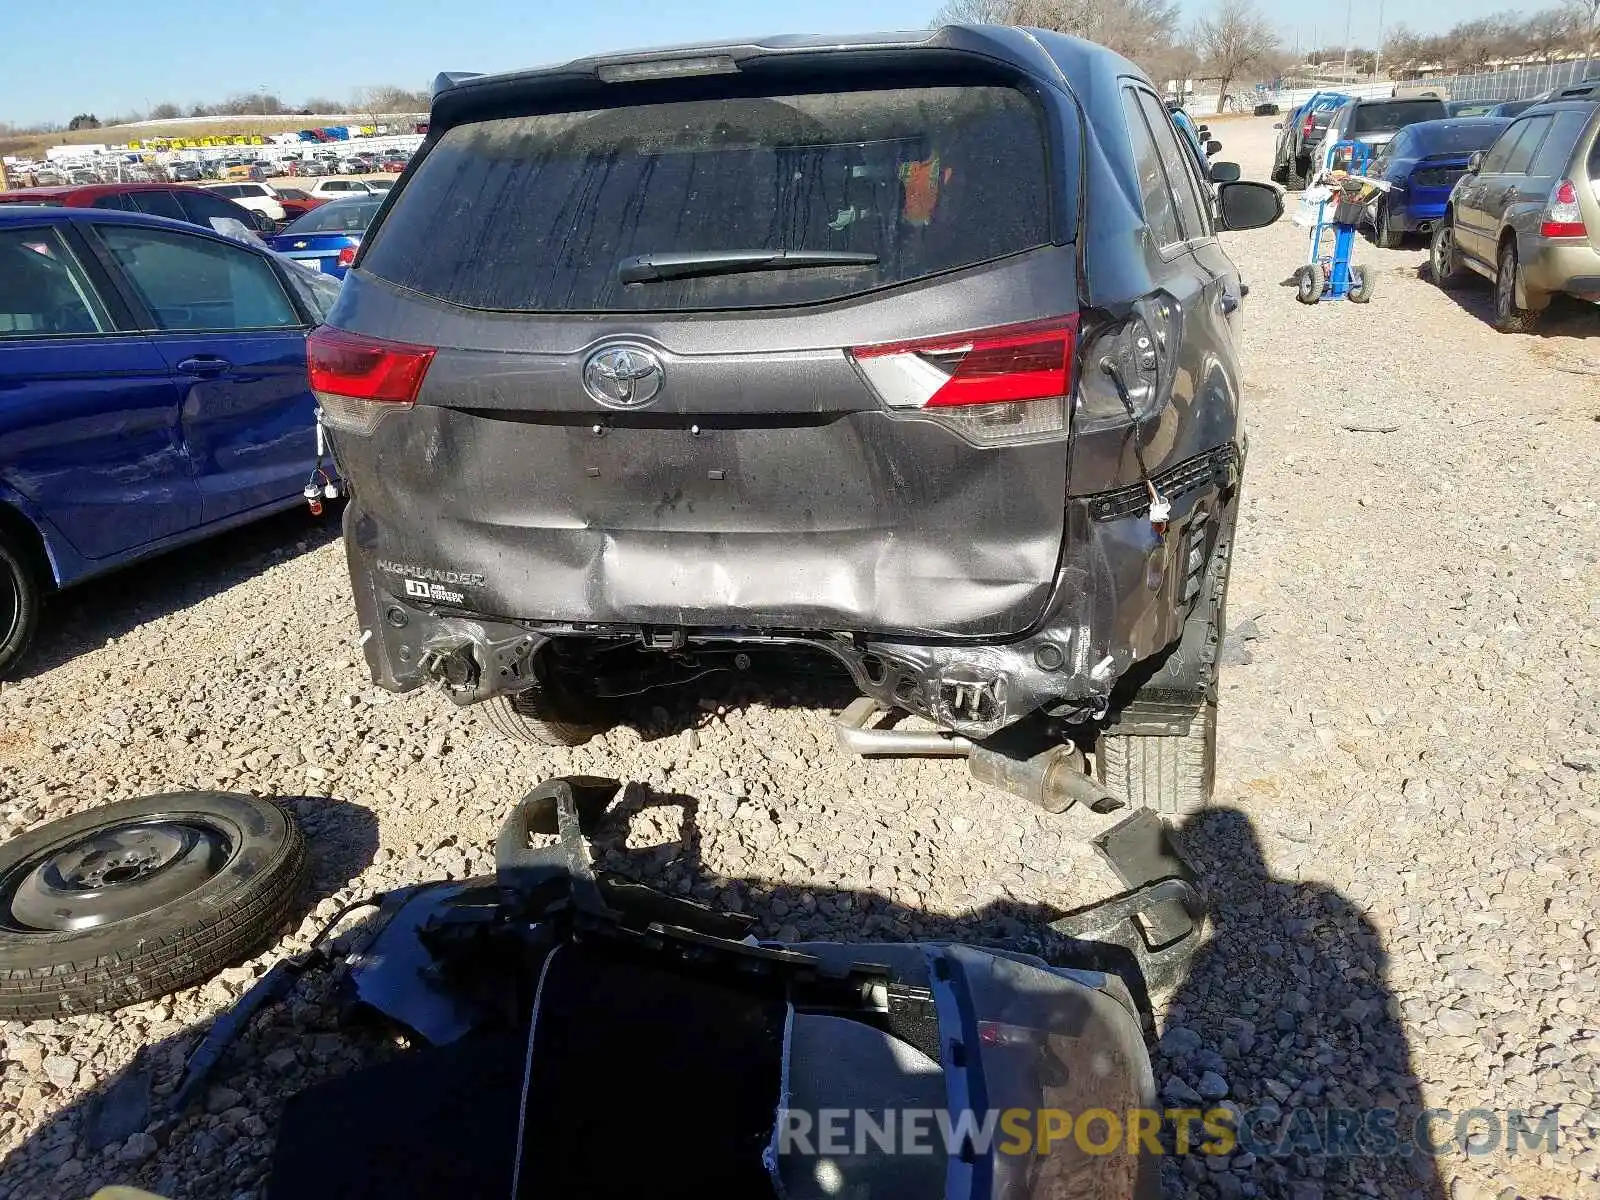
[1442, 16, 1515, 71]
[1570, 0, 1600, 62]
[148, 102, 182, 121]
[934, 0, 1180, 66]
[1194, 0, 1278, 113]
[933, 0, 1015, 22]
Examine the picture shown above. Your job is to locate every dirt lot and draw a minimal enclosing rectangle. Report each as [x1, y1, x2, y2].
[0, 116, 1596, 1200]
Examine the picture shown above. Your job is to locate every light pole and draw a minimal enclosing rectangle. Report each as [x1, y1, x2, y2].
[1374, 0, 1386, 79]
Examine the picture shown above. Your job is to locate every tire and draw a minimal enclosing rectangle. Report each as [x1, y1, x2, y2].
[485, 687, 607, 748]
[1270, 157, 1288, 185]
[1373, 201, 1403, 249]
[1295, 263, 1325, 304]
[0, 792, 306, 1020]
[0, 531, 42, 679]
[1429, 222, 1466, 288]
[1347, 265, 1375, 303]
[1492, 240, 1541, 333]
[1098, 702, 1218, 817]
[1285, 154, 1308, 190]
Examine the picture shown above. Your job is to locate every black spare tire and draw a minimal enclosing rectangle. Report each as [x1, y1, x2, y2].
[0, 792, 306, 1019]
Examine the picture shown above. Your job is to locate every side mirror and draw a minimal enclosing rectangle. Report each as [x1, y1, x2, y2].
[1209, 161, 1242, 183]
[1196, 125, 1210, 137]
[1272, 121, 1284, 129]
[1206, 139, 1223, 156]
[249, 209, 275, 233]
[1216, 180, 1283, 231]
[1467, 150, 1485, 173]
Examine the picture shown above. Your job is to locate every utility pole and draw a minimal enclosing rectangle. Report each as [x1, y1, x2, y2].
[1374, 0, 1386, 79]
[1343, 0, 1352, 71]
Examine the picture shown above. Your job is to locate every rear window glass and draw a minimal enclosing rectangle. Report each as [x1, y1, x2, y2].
[1353, 100, 1447, 134]
[363, 85, 1053, 312]
[284, 198, 382, 234]
[1413, 121, 1511, 154]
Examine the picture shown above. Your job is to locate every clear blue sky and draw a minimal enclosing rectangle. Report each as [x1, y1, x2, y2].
[1, 0, 1523, 129]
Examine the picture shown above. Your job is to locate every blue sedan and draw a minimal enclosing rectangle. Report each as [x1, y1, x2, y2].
[1365, 118, 1512, 247]
[0, 206, 334, 674]
[266, 195, 383, 279]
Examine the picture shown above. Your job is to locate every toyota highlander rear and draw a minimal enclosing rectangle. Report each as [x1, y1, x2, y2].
[317, 30, 1257, 796]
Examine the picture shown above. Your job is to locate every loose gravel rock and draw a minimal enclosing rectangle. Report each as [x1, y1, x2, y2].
[0, 116, 1596, 1200]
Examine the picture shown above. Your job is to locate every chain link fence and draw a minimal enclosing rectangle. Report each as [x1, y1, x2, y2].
[1413, 58, 1596, 103]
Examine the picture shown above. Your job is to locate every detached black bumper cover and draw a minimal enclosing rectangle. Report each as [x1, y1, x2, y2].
[251, 776, 1194, 1200]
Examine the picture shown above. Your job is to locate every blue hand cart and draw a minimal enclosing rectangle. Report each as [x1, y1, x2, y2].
[1293, 140, 1380, 305]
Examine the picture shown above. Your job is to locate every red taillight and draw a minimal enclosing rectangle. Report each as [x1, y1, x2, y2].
[1303, 113, 1315, 138]
[336, 246, 357, 268]
[849, 317, 1077, 409]
[307, 326, 434, 404]
[1540, 179, 1587, 238]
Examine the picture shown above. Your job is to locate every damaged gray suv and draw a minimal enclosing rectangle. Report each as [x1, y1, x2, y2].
[314, 27, 1281, 813]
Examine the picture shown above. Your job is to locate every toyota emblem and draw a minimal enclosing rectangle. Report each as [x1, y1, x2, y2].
[582, 344, 664, 410]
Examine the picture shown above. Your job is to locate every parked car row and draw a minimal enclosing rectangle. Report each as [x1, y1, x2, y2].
[0, 204, 339, 675]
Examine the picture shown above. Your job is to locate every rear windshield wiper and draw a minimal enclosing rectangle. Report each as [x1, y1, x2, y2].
[617, 249, 879, 284]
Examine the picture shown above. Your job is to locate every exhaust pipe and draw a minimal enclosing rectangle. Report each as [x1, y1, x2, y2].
[835, 698, 1124, 815]
[834, 697, 973, 757]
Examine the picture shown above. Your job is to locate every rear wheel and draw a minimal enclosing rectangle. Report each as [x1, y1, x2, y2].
[1285, 154, 1308, 190]
[0, 531, 42, 679]
[485, 686, 608, 748]
[1347, 265, 1375, 304]
[1295, 263, 1325, 304]
[1493, 240, 1541, 333]
[1430, 222, 1466, 288]
[1098, 701, 1217, 817]
[1372, 201, 1403, 249]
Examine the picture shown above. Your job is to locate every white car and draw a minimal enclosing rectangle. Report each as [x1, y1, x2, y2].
[304, 177, 376, 199]
[200, 182, 287, 224]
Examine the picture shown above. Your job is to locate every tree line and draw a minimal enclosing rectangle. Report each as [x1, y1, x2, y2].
[931, 0, 1599, 98]
[11, 85, 431, 137]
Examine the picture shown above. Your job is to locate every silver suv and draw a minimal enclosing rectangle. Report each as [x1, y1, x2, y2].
[1431, 82, 1600, 331]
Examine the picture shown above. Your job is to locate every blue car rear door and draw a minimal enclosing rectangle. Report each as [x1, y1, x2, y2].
[87, 220, 317, 525]
[0, 222, 200, 564]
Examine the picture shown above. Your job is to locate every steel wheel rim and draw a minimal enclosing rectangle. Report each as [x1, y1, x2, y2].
[0, 816, 238, 932]
[0, 561, 20, 650]
[1434, 229, 1451, 277]
[1497, 249, 1515, 315]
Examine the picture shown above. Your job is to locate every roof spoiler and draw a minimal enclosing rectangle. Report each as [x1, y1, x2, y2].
[431, 71, 483, 100]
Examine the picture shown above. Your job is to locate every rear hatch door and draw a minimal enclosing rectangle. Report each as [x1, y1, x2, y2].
[335, 60, 1080, 638]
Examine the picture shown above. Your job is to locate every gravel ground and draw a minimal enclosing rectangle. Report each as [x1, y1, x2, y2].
[1, 115, 1597, 1200]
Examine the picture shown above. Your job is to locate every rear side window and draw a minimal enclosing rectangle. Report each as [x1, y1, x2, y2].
[1480, 121, 1530, 174]
[175, 190, 250, 229]
[1352, 101, 1447, 133]
[1120, 89, 1182, 250]
[1134, 91, 1210, 241]
[126, 190, 187, 222]
[364, 85, 1053, 312]
[0, 227, 107, 336]
[1503, 117, 1552, 174]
